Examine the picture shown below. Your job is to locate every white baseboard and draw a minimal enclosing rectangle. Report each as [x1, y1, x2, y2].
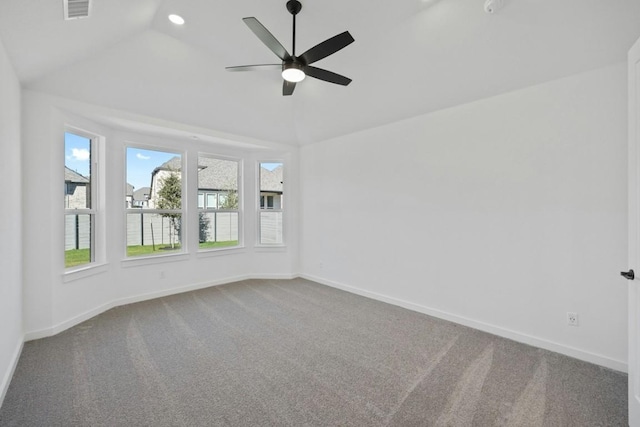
[0, 338, 24, 408]
[299, 273, 628, 373]
[24, 273, 298, 342]
[251, 273, 300, 280]
[113, 275, 252, 308]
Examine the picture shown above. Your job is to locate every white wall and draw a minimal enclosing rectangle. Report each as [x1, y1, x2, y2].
[21, 91, 299, 339]
[300, 63, 628, 371]
[0, 37, 23, 404]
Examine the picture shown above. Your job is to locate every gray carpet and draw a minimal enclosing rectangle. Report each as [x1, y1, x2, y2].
[0, 278, 627, 426]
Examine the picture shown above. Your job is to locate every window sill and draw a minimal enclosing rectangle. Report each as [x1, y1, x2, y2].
[121, 252, 189, 268]
[254, 245, 287, 253]
[197, 246, 246, 258]
[63, 263, 109, 283]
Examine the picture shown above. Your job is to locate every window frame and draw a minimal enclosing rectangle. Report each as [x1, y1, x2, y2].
[197, 153, 243, 252]
[64, 128, 99, 271]
[257, 160, 285, 247]
[124, 145, 186, 259]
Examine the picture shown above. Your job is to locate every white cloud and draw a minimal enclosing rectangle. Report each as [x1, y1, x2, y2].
[71, 148, 90, 161]
[137, 153, 151, 160]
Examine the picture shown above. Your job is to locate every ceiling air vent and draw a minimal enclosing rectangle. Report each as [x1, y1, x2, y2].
[63, 0, 91, 20]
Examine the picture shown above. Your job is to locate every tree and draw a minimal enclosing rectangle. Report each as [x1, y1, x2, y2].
[219, 189, 239, 210]
[199, 212, 209, 243]
[157, 171, 182, 248]
[218, 177, 239, 210]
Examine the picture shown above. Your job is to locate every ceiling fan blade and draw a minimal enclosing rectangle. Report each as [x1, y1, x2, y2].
[283, 80, 296, 96]
[226, 64, 281, 72]
[299, 31, 354, 65]
[305, 66, 352, 86]
[243, 17, 291, 61]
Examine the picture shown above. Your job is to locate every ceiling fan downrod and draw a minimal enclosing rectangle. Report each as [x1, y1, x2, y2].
[286, 0, 302, 56]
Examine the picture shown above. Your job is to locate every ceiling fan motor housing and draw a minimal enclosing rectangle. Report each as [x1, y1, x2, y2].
[283, 60, 304, 71]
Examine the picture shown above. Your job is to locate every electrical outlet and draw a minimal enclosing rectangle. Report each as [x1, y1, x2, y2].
[567, 312, 579, 326]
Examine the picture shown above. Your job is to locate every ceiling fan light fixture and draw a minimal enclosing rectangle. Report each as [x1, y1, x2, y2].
[168, 14, 185, 25]
[282, 62, 305, 83]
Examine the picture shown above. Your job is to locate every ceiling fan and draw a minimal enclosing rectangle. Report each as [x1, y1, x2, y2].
[226, 0, 355, 96]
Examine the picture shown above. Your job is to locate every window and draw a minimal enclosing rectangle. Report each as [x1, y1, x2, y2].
[260, 195, 275, 209]
[206, 193, 218, 210]
[198, 156, 240, 250]
[259, 162, 284, 245]
[126, 147, 183, 257]
[64, 131, 96, 268]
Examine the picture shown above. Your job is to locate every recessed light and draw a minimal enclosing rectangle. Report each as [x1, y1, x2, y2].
[168, 14, 185, 25]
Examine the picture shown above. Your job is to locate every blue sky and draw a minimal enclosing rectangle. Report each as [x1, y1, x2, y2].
[126, 147, 178, 190]
[261, 162, 282, 171]
[64, 132, 91, 177]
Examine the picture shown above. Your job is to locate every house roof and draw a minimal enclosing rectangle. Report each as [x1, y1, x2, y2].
[1, 1, 638, 146]
[198, 158, 238, 191]
[260, 166, 283, 193]
[126, 183, 134, 197]
[154, 156, 238, 191]
[153, 157, 182, 175]
[153, 156, 282, 192]
[65, 167, 89, 184]
[133, 187, 151, 201]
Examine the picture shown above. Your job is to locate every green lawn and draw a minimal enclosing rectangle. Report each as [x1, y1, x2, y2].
[199, 240, 238, 249]
[66, 241, 240, 266]
[65, 248, 91, 268]
[126, 244, 182, 257]
[127, 240, 238, 256]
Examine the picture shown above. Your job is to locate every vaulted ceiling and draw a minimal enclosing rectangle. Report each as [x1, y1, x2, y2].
[1, 0, 639, 146]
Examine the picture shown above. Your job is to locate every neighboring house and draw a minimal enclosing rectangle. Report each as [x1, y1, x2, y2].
[147, 156, 279, 209]
[197, 157, 239, 209]
[132, 187, 150, 208]
[260, 166, 283, 209]
[125, 183, 134, 208]
[148, 156, 182, 209]
[64, 167, 89, 209]
[148, 157, 283, 208]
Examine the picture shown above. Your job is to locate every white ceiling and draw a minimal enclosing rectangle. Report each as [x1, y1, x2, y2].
[1, 0, 639, 146]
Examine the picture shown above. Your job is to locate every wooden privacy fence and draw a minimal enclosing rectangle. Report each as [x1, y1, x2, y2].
[65, 211, 274, 250]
